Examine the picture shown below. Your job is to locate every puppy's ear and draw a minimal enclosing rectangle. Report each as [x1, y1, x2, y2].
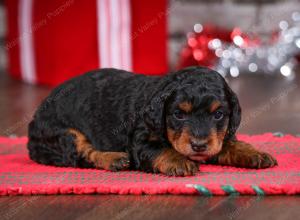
[143, 80, 177, 135]
[224, 83, 241, 141]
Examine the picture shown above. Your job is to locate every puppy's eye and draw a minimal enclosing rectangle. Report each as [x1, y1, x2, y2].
[173, 110, 187, 120]
[213, 111, 224, 120]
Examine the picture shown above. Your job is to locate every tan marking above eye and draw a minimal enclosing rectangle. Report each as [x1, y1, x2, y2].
[210, 101, 221, 113]
[178, 101, 193, 113]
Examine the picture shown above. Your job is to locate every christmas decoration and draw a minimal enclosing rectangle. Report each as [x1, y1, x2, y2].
[5, 0, 168, 86]
[178, 11, 300, 79]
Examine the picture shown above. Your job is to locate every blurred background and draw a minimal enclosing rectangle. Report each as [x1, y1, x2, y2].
[0, 0, 299, 136]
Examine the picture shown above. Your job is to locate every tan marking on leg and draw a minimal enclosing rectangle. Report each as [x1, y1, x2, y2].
[217, 140, 278, 169]
[68, 129, 129, 171]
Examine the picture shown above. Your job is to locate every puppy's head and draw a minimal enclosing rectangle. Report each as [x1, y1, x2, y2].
[144, 66, 241, 161]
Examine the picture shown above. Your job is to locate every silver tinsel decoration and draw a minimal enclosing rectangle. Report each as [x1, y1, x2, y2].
[210, 11, 300, 79]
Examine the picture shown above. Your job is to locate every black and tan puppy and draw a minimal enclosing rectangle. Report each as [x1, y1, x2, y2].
[27, 66, 277, 176]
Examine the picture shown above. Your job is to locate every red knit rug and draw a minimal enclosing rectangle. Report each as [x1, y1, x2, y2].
[1, 134, 300, 196]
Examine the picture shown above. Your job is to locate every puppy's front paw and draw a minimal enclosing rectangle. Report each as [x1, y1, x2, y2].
[218, 141, 278, 169]
[153, 149, 198, 176]
[246, 151, 278, 169]
[165, 159, 198, 176]
[97, 152, 130, 171]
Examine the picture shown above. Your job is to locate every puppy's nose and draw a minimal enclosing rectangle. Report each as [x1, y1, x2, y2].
[190, 140, 207, 152]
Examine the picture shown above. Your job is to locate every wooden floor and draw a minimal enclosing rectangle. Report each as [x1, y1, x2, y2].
[0, 71, 300, 220]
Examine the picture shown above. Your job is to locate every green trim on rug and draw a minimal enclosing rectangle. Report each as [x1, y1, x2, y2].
[251, 185, 265, 196]
[273, 132, 284, 137]
[193, 185, 213, 196]
[221, 185, 240, 195]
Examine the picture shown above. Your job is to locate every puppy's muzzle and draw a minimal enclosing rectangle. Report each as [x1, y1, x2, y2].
[190, 139, 208, 152]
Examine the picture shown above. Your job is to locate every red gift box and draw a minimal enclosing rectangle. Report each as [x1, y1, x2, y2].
[5, 0, 168, 86]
